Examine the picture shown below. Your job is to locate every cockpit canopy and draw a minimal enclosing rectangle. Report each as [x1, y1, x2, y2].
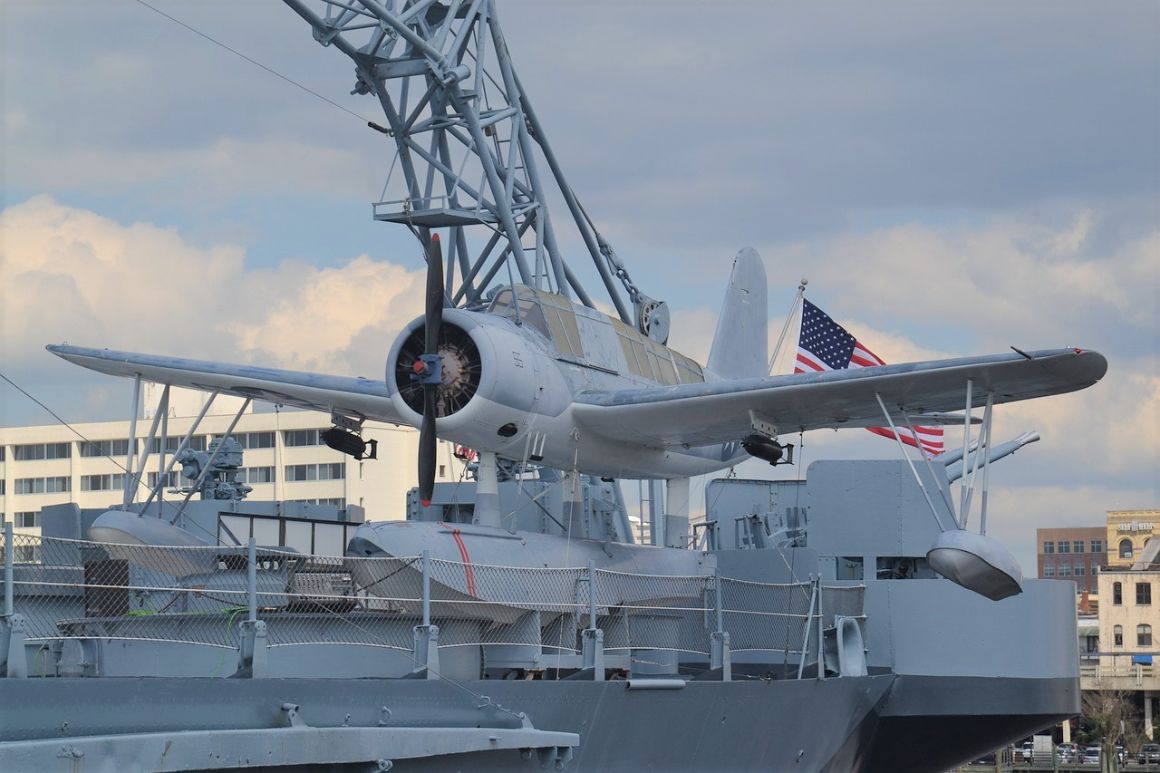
[489, 285, 704, 385]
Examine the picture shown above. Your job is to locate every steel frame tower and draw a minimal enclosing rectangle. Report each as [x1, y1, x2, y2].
[283, 0, 668, 338]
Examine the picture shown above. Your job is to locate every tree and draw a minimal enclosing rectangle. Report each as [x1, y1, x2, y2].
[1082, 687, 1141, 773]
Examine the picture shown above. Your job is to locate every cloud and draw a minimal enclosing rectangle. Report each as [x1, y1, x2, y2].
[757, 209, 1158, 359]
[0, 196, 424, 422]
[228, 255, 424, 375]
[5, 136, 377, 202]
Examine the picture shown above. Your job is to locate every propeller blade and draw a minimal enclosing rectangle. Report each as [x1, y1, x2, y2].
[419, 385, 437, 507]
[425, 234, 444, 355]
[418, 233, 443, 508]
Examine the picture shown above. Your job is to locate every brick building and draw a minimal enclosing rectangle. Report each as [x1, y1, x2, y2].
[1037, 526, 1108, 595]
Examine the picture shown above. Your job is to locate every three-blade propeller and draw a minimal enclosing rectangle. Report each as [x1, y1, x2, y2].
[416, 234, 444, 507]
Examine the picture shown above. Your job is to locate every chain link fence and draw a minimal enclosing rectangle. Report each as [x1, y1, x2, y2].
[3, 533, 865, 672]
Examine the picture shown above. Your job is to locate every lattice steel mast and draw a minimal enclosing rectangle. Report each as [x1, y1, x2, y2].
[283, 0, 669, 338]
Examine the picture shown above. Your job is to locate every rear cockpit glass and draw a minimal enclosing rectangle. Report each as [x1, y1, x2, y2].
[490, 286, 584, 358]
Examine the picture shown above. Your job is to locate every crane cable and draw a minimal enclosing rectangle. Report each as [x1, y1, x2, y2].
[130, 0, 375, 126]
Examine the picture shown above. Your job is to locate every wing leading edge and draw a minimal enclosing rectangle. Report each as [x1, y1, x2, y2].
[47, 345, 403, 425]
[572, 348, 1107, 448]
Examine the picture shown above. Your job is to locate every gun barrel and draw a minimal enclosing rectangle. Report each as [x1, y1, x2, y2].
[946, 431, 1040, 483]
[937, 438, 982, 467]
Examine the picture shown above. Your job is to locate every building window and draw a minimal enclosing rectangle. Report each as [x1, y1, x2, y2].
[241, 466, 275, 484]
[1114, 582, 1123, 605]
[291, 497, 346, 507]
[147, 436, 206, 453]
[14, 545, 38, 563]
[234, 432, 275, 450]
[1074, 565, 1085, 576]
[1139, 625, 1153, 647]
[1044, 565, 1056, 577]
[147, 471, 183, 488]
[1073, 540, 1085, 554]
[283, 429, 324, 447]
[1091, 540, 1103, 554]
[1043, 541, 1055, 554]
[12, 442, 71, 461]
[0, 446, 5, 461]
[15, 511, 39, 529]
[78, 439, 133, 458]
[1138, 583, 1152, 605]
[1059, 565, 1072, 577]
[1115, 625, 1124, 646]
[284, 463, 345, 482]
[1120, 539, 1134, 559]
[14, 477, 70, 495]
[80, 474, 128, 492]
[0, 480, 4, 496]
[1058, 541, 1071, 554]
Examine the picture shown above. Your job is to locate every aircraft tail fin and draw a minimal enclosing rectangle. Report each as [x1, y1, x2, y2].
[707, 247, 768, 379]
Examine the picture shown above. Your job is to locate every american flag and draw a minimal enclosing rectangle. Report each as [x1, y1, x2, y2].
[795, 299, 944, 456]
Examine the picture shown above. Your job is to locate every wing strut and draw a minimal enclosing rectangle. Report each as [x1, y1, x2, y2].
[876, 382, 1024, 601]
[170, 398, 253, 527]
[137, 391, 221, 520]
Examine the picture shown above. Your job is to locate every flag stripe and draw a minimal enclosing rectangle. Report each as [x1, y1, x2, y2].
[795, 299, 944, 456]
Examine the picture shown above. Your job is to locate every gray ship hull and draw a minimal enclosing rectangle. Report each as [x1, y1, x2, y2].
[0, 673, 1075, 772]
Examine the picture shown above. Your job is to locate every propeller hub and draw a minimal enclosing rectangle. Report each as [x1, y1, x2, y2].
[395, 320, 481, 418]
[410, 353, 443, 385]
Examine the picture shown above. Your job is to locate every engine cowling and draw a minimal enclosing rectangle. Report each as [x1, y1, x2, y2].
[384, 309, 569, 453]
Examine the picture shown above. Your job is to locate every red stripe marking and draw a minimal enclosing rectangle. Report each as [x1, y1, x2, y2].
[867, 426, 945, 455]
[795, 353, 826, 372]
[448, 528, 476, 597]
[853, 342, 886, 366]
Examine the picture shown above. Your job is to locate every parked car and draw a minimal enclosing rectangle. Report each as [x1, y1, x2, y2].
[1080, 745, 1100, 764]
[1057, 743, 1078, 763]
[1021, 741, 1033, 762]
[1139, 743, 1160, 764]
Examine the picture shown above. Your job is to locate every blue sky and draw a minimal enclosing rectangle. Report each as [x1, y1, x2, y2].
[1, 1, 1157, 568]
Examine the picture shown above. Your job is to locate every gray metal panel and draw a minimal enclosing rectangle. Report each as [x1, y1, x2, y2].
[863, 578, 1080, 679]
[0, 676, 891, 771]
[806, 460, 947, 560]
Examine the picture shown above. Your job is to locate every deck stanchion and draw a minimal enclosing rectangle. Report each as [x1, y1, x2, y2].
[581, 560, 604, 680]
[413, 550, 440, 679]
[710, 568, 732, 681]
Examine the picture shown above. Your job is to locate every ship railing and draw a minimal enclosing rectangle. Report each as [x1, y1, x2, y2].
[1, 533, 866, 681]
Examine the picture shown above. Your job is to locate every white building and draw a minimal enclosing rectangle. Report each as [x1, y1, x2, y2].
[0, 388, 461, 540]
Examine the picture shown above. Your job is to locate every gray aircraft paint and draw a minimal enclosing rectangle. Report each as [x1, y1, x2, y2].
[707, 247, 769, 380]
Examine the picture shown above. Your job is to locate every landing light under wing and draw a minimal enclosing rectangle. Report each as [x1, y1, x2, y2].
[47, 345, 402, 426]
[571, 348, 1106, 448]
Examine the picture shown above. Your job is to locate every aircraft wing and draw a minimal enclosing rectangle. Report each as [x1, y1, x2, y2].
[572, 348, 1106, 448]
[47, 345, 404, 425]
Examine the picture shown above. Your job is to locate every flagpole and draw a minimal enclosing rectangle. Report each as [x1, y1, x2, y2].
[768, 278, 807, 375]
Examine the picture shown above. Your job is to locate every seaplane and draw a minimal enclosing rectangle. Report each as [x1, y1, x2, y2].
[47, 0, 1107, 604]
[49, 236, 1106, 602]
[48, 241, 1106, 493]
